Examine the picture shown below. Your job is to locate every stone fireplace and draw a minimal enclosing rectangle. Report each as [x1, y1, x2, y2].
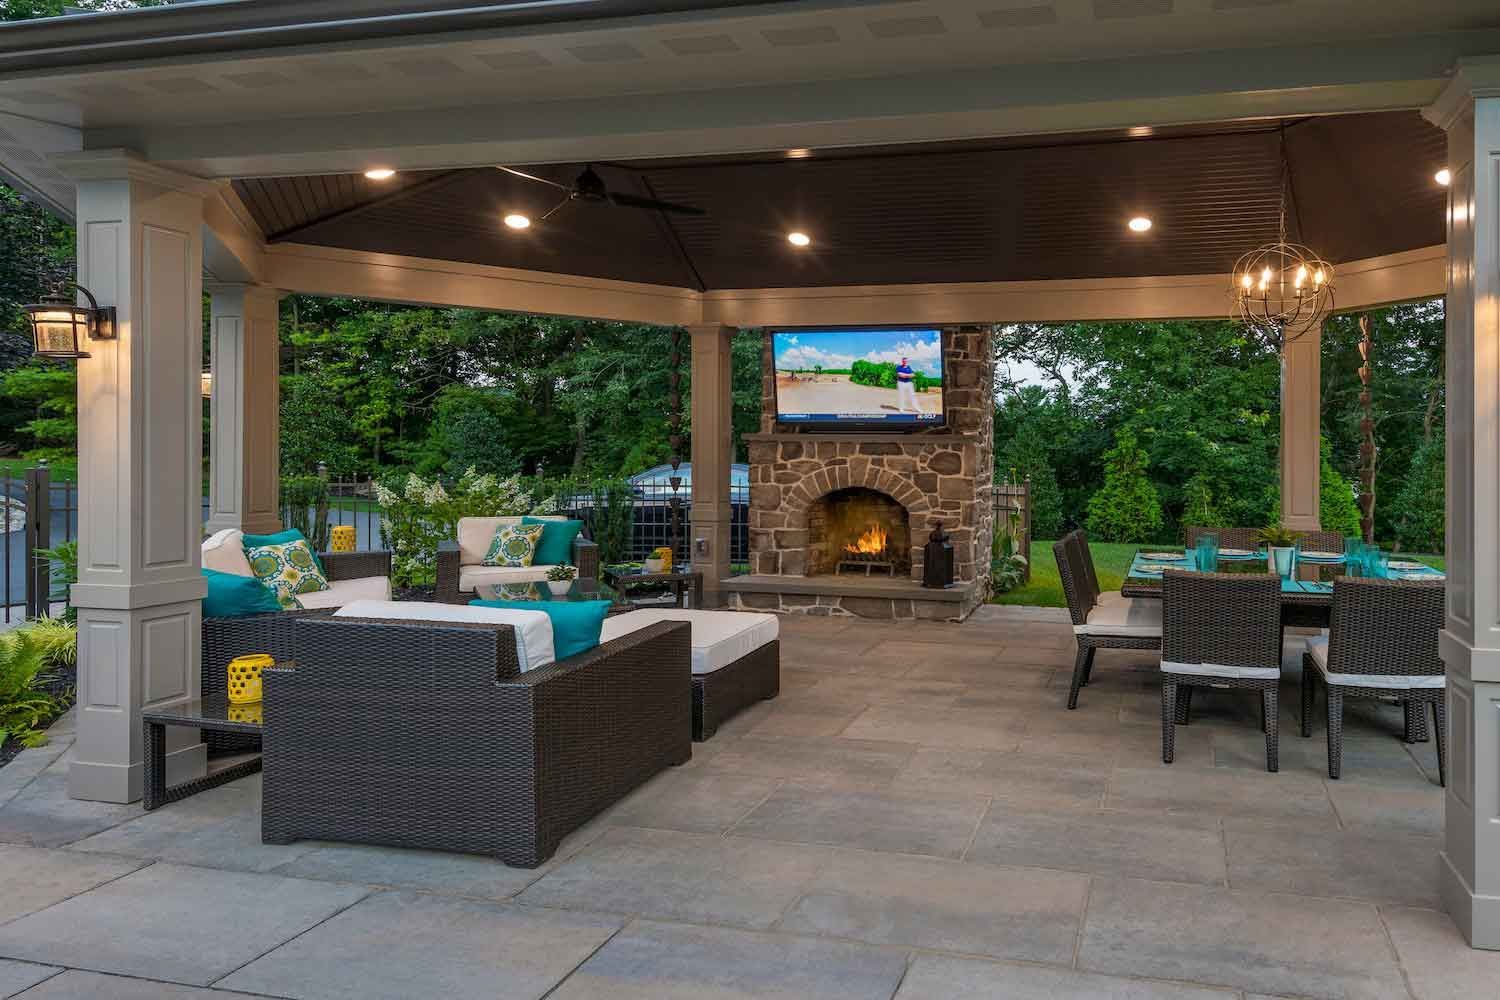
[724, 326, 994, 621]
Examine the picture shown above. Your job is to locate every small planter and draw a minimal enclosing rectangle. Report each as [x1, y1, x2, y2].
[643, 558, 665, 574]
[547, 580, 574, 597]
[1268, 545, 1296, 579]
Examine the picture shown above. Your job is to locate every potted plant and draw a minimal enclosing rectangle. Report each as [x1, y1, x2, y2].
[546, 564, 578, 597]
[644, 546, 673, 574]
[1254, 523, 1303, 579]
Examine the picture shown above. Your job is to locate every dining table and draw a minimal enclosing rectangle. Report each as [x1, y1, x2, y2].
[1120, 547, 1446, 627]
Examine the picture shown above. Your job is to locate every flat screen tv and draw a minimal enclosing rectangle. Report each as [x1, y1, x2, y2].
[772, 326, 945, 430]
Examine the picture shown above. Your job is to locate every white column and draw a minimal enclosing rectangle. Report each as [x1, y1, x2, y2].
[206, 284, 283, 535]
[689, 324, 735, 608]
[1425, 55, 1500, 950]
[1279, 325, 1323, 532]
[58, 151, 209, 803]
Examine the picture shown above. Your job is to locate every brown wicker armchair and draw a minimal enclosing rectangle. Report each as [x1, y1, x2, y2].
[201, 549, 390, 754]
[1300, 577, 1446, 784]
[260, 615, 692, 867]
[436, 521, 599, 604]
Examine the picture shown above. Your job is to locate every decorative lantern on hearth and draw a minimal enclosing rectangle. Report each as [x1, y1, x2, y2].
[923, 522, 955, 589]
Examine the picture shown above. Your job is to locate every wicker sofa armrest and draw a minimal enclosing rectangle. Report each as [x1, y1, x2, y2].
[571, 535, 599, 581]
[202, 608, 335, 699]
[319, 549, 392, 582]
[436, 539, 464, 604]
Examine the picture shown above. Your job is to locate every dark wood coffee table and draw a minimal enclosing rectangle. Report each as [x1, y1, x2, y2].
[142, 694, 265, 810]
[601, 566, 704, 609]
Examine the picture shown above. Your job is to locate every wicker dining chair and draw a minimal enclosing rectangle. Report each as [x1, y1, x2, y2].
[1182, 525, 1259, 551]
[1160, 570, 1283, 771]
[1299, 577, 1446, 784]
[1055, 530, 1162, 709]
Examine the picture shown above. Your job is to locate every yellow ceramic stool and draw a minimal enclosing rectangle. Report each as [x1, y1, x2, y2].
[329, 525, 356, 552]
[227, 653, 274, 704]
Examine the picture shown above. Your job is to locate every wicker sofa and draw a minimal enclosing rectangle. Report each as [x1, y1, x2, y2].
[436, 516, 599, 604]
[201, 549, 391, 754]
[259, 614, 692, 867]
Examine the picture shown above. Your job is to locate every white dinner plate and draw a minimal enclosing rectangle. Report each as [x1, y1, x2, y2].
[1218, 548, 1255, 557]
[1388, 560, 1426, 571]
[1396, 571, 1443, 581]
[1299, 551, 1342, 561]
[1140, 552, 1185, 561]
[1136, 564, 1176, 574]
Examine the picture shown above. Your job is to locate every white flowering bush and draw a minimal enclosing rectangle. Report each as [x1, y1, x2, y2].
[375, 468, 556, 586]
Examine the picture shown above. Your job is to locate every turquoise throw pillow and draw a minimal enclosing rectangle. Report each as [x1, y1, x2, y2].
[202, 568, 282, 618]
[241, 528, 325, 574]
[522, 516, 585, 566]
[470, 599, 611, 661]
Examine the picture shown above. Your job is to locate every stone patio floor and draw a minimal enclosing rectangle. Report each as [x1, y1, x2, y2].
[0, 607, 1494, 999]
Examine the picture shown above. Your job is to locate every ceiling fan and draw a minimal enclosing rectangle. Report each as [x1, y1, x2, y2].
[496, 164, 706, 222]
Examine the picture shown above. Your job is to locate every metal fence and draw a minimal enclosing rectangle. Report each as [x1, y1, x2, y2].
[2, 465, 78, 624]
[992, 477, 1033, 582]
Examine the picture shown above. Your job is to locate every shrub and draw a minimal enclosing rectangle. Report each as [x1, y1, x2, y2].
[0, 631, 60, 749]
[1085, 428, 1164, 542]
[280, 476, 330, 551]
[1395, 434, 1444, 553]
[997, 424, 1063, 537]
[34, 539, 77, 623]
[1181, 472, 1228, 532]
[1318, 438, 1362, 539]
[373, 468, 555, 587]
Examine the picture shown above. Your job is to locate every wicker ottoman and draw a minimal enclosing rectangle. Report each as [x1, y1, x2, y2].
[600, 609, 781, 740]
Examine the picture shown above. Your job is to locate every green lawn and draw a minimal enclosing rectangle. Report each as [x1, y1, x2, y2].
[994, 539, 1446, 608]
[0, 457, 76, 481]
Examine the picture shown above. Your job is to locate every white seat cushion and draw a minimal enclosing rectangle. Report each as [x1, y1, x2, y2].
[1304, 635, 1444, 689]
[1097, 591, 1131, 607]
[295, 575, 391, 610]
[202, 528, 254, 577]
[1161, 660, 1280, 681]
[457, 515, 568, 567]
[1075, 599, 1162, 638]
[458, 564, 553, 593]
[599, 609, 779, 676]
[335, 598, 554, 672]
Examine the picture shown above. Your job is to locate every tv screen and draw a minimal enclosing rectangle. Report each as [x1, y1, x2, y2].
[772, 327, 945, 429]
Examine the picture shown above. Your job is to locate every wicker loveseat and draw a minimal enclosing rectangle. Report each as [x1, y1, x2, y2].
[259, 614, 692, 867]
[436, 516, 599, 604]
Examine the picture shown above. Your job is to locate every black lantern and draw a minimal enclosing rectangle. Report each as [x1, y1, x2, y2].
[23, 282, 115, 360]
[922, 521, 955, 589]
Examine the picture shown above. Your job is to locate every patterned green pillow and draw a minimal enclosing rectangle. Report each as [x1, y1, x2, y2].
[245, 538, 330, 609]
[482, 522, 546, 568]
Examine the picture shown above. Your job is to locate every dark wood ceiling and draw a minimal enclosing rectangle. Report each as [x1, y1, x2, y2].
[233, 111, 1447, 291]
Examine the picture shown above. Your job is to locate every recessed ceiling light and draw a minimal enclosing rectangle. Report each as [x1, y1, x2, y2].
[364, 167, 396, 181]
[504, 213, 531, 230]
[1128, 216, 1152, 232]
[1435, 167, 1452, 186]
[787, 231, 811, 247]
[786, 148, 813, 159]
[1127, 126, 1153, 138]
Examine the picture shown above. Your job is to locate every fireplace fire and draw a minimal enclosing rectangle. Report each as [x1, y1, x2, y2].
[807, 487, 910, 576]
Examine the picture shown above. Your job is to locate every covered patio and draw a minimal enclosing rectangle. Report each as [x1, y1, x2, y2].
[2, 0, 1499, 973]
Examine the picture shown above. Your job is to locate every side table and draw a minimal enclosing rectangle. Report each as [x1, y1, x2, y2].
[601, 566, 704, 609]
[142, 695, 265, 810]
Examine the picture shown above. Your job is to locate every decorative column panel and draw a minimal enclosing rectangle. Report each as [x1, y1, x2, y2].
[1426, 57, 1500, 950]
[689, 324, 735, 608]
[206, 284, 283, 535]
[59, 152, 210, 803]
[1279, 325, 1323, 532]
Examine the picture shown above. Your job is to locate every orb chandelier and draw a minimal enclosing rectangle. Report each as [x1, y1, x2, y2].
[1230, 126, 1334, 353]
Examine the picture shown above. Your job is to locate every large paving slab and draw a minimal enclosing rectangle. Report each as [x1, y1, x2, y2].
[893, 953, 1239, 999]
[0, 845, 145, 925]
[698, 736, 917, 790]
[0, 960, 57, 999]
[604, 770, 783, 835]
[0, 863, 369, 986]
[1105, 765, 1340, 827]
[0, 773, 142, 848]
[267, 840, 549, 898]
[838, 703, 1025, 751]
[1225, 827, 1442, 907]
[778, 849, 1087, 964]
[517, 826, 830, 929]
[892, 747, 1110, 809]
[965, 805, 1227, 885]
[730, 783, 988, 858]
[1078, 877, 1410, 999]
[547, 919, 909, 1000]
[219, 891, 623, 1000]
[1381, 905, 1500, 1000]
[12, 970, 233, 998]
[1325, 781, 1446, 838]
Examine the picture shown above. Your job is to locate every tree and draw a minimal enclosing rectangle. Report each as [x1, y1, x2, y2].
[1086, 428, 1164, 542]
[997, 421, 1063, 537]
[1181, 472, 1228, 531]
[1394, 433, 1445, 553]
[1318, 437, 1361, 538]
[0, 361, 76, 459]
[278, 374, 361, 477]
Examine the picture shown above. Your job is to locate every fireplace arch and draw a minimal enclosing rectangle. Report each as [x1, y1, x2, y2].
[807, 487, 912, 576]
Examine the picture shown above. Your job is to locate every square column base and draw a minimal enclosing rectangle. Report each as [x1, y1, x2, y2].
[68, 740, 206, 804]
[1442, 851, 1500, 950]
